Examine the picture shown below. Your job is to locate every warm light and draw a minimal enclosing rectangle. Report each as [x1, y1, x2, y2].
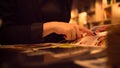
[78, 12, 87, 26]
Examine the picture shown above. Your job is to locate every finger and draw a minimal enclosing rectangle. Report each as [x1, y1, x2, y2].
[65, 24, 77, 40]
[79, 27, 95, 36]
[64, 30, 72, 40]
[71, 27, 76, 40]
[75, 25, 83, 39]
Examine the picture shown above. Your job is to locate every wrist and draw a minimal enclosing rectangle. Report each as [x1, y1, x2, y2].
[43, 22, 56, 37]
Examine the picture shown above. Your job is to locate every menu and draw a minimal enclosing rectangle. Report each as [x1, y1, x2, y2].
[75, 31, 107, 47]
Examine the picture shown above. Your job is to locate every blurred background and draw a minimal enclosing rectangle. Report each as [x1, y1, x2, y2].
[70, 0, 120, 29]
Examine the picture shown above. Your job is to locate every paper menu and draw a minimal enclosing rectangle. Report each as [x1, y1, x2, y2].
[75, 31, 107, 47]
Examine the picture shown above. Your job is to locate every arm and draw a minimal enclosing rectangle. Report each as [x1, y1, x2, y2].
[43, 22, 94, 41]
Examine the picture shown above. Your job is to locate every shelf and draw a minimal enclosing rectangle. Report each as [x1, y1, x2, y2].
[87, 10, 95, 15]
[104, 5, 112, 11]
[104, 19, 111, 24]
[89, 19, 111, 26]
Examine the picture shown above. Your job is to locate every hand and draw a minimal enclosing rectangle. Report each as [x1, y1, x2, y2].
[43, 22, 94, 40]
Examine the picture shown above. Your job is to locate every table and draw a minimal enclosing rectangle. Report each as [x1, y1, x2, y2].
[0, 43, 106, 68]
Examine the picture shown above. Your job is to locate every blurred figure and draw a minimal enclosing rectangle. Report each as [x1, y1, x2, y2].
[0, 0, 94, 45]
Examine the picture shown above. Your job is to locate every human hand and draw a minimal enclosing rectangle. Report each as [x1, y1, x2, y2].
[43, 22, 94, 40]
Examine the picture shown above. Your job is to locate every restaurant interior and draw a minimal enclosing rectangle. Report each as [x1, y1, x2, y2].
[1, 0, 120, 68]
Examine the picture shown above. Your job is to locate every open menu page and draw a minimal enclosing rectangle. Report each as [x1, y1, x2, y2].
[75, 31, 107, 47]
